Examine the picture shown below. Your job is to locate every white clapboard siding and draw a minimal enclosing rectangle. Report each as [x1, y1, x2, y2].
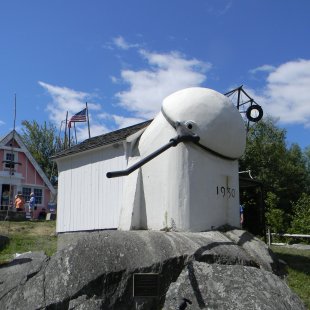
[56, 144, 126, 233]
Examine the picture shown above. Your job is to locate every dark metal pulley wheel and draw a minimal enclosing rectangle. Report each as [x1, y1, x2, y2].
[246, 105, 263, 122]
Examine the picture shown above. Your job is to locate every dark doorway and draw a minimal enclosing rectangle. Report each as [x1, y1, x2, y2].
[1, 184, 11, 210]
[239, 176, 265, 236]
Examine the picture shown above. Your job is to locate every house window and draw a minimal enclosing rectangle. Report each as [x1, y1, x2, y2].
[4, 153, 15, 169]
[34, 188, 43, 204]
[22, 187, 31, 202]
[22, 187, 43, 205]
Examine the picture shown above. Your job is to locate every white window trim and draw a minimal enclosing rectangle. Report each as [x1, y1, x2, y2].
[3, 151, 19, 170]
[21, 186, 44, 206]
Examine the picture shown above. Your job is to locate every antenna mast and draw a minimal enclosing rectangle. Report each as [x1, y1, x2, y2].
[4, 95, 17, 220]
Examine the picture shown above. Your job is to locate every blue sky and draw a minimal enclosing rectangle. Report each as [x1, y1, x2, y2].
[0, 0, 309, 149]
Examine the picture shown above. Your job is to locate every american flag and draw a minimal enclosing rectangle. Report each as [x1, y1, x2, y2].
[68, 108, 87, 128]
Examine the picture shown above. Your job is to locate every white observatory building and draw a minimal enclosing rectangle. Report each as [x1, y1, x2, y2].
[53, 87, 247, 233]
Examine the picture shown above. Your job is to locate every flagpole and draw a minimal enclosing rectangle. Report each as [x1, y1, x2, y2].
[68, 119, 71, 148]
[74, 122, 77, 144]
[64, 111, 68, 149]
[7, 94, 17, 219]
[86, 102, 91, 139]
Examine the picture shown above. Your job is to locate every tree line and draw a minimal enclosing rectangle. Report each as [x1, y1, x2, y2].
[21, 118, 310, 235]
[239, 117, 310, 235]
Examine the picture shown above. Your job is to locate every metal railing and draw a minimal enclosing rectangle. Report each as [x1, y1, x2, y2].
[266, 228, 310, 246]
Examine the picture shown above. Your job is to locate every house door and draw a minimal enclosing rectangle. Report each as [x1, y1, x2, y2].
[1, 184, 14, 210]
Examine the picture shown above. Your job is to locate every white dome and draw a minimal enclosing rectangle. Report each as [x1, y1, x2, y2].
[162, 87, 246, 158]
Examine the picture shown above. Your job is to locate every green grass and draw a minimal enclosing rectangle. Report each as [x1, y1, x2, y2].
[271, 246, 310, 309]
[0, 220, 57, 264]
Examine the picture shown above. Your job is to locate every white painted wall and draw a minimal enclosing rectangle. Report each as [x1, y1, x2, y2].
[119, 87, 246, 232]
[56, 144, 126, 233]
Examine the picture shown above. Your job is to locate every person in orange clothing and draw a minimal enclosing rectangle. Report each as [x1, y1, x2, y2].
[15, 192, 25, 211]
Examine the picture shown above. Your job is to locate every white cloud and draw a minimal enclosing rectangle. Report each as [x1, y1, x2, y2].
[74, 123, 109, 141]
[221, 0, 233, 15]
[39, 81, 107, 141]
[111, 76, 119, 83]
[207, 0, 233, 16]
[39, 81, 99, 124]
[0, 120, 5, 126]
[97, 112, 145, 130]
[113, 36, 130, 50]
[112, 115, 147, 129]
[250, 59, 310, 127]
[39, 48, 211, 141]
[116, 50, 210, 119]
[113, 36, 139, 50]
[249, 64, 276, 74]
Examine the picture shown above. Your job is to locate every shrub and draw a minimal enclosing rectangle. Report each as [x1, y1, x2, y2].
[265, 192, 288, 233]
[289, 193, 310, 235]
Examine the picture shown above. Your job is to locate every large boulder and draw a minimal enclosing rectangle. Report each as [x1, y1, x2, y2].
[164, 262, 305, 310]
[0, 251, 48, 308]
[0, 230, 306, 309]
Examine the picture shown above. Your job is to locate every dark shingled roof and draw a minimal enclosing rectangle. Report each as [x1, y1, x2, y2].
[52, 120, 152, 160]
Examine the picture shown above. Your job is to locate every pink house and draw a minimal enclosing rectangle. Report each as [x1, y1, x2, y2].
[0, 130, 56, 219]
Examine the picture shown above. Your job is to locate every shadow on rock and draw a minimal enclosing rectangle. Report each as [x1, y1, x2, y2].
[0, 257, 32, 269]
